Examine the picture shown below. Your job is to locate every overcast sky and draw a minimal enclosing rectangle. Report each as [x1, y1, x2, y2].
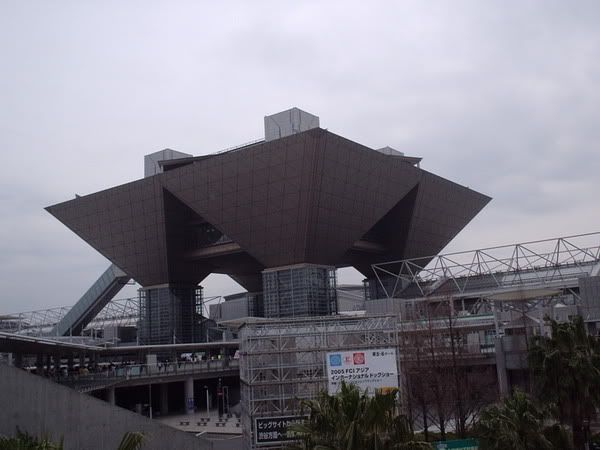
[1, 1, 599, 313]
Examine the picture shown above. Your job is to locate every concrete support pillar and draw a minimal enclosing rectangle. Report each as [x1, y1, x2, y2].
[139, 285, 199, 345]
[36, 353, 43, 375]
[14, 353, 22, 368]
[67, 353, 74, 370]
[203, 385, 210, 415]
[160, 383, 169, 416]
[262, 264, 337, 317]
[148, 384, 153, 419]
[54, 352, 61, 368]
[45, 354, 51, 376]
[107, 387, 116, 406]
[53, 352, 61, 379]
[184, 377, 194, 415]
[495, 337, 509, 396]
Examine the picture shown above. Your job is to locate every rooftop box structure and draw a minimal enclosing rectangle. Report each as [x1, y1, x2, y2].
[264, 107, 320, 141]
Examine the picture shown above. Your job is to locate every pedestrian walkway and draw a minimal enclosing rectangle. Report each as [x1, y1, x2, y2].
[60, 359, 239, 392]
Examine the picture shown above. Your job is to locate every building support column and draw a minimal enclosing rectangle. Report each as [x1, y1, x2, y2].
[36, 353, 43, 375]
[262, 264, 337, 317]
[52, 352, 60, 379]
[107, 387, 116, 406]
[14, 353, 22, 368]
[139, 285, 200, 345]
[203, 385, 210, 415]
[160, 383, 169, 416]
[184, 377, 194, 415]
[148, 384, 153, 419]
[495, 337, 509, 396]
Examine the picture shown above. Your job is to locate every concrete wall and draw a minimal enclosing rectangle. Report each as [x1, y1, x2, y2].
[0, 364, 212, 450]
[210, 297, 249, 321]
[579, 275, 600, 320]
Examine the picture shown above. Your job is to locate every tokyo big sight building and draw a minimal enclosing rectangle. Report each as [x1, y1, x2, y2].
[46, 108, 490, 344]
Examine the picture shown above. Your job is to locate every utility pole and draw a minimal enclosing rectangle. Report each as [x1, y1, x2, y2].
[148, 384, 153, 419]
[204, 385, 210, 415]
[217, 378, 223, 418]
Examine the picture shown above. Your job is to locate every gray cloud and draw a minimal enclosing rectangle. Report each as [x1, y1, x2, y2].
[1, 1, 599, 312]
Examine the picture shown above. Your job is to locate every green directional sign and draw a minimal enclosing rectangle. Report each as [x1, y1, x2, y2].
[433, 438, 479, 449]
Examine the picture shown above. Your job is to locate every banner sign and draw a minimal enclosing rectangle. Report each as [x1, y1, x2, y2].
[326, 348, 398, 395]
[434, 439, 479, 449]
[254, 415, 307, 445]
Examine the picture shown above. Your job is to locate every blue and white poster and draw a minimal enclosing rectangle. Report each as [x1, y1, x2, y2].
[326, 348, 398, 395]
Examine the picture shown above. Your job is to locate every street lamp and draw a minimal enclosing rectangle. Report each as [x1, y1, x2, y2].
[204, 385, 209, 415]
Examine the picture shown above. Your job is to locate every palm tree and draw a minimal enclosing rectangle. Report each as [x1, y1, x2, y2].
[288, 381, 430, 450]
[0, 429, 63, 450]
[528, 316, 600, 450]
[0, 430, 144, 450]
[476, 389, 552, 450]
[117, 432, 144, 450]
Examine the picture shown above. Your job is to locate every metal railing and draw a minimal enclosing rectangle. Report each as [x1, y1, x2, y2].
[60, 359, 240, 391]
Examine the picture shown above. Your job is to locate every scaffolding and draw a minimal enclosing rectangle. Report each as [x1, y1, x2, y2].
[262, 264, 338, 318]
[239, 315, 400, 449]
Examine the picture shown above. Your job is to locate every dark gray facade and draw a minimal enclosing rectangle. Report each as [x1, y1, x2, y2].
[138, 286, 203, 344]
[46, 112, 490, 330]
[262, 264, 337, 318]
[47, 129, 489, 284]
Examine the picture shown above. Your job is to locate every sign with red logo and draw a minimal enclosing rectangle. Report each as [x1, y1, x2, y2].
[353, 353, 365, 365]
[325, 348, 398, 395]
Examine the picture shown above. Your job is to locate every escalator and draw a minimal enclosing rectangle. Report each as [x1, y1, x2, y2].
[52, 264, 131, 336]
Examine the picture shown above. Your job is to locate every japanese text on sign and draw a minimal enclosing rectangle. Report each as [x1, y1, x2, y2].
[326, 348, 398, 395]
[254, 415, 307, 445]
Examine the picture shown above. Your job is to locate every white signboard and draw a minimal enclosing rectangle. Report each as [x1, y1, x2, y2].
[254, 415, 308, 446]
[326, 348, 398, 395]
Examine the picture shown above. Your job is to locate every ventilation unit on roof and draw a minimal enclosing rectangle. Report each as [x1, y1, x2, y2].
[264, 107, 320, 142]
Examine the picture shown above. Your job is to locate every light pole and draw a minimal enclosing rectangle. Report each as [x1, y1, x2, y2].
[204, 385, 209, 415]
[148, 384, 153, 419]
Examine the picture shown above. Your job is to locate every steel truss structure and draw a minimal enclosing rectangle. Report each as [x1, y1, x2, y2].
[0, 306, 72, 336]
[1, 298, 139, 337]
[239, 315, 400, 449]
[1, 295, 223, 339]
[370, 232, 600, 343]
[372, 232, 600, 300]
